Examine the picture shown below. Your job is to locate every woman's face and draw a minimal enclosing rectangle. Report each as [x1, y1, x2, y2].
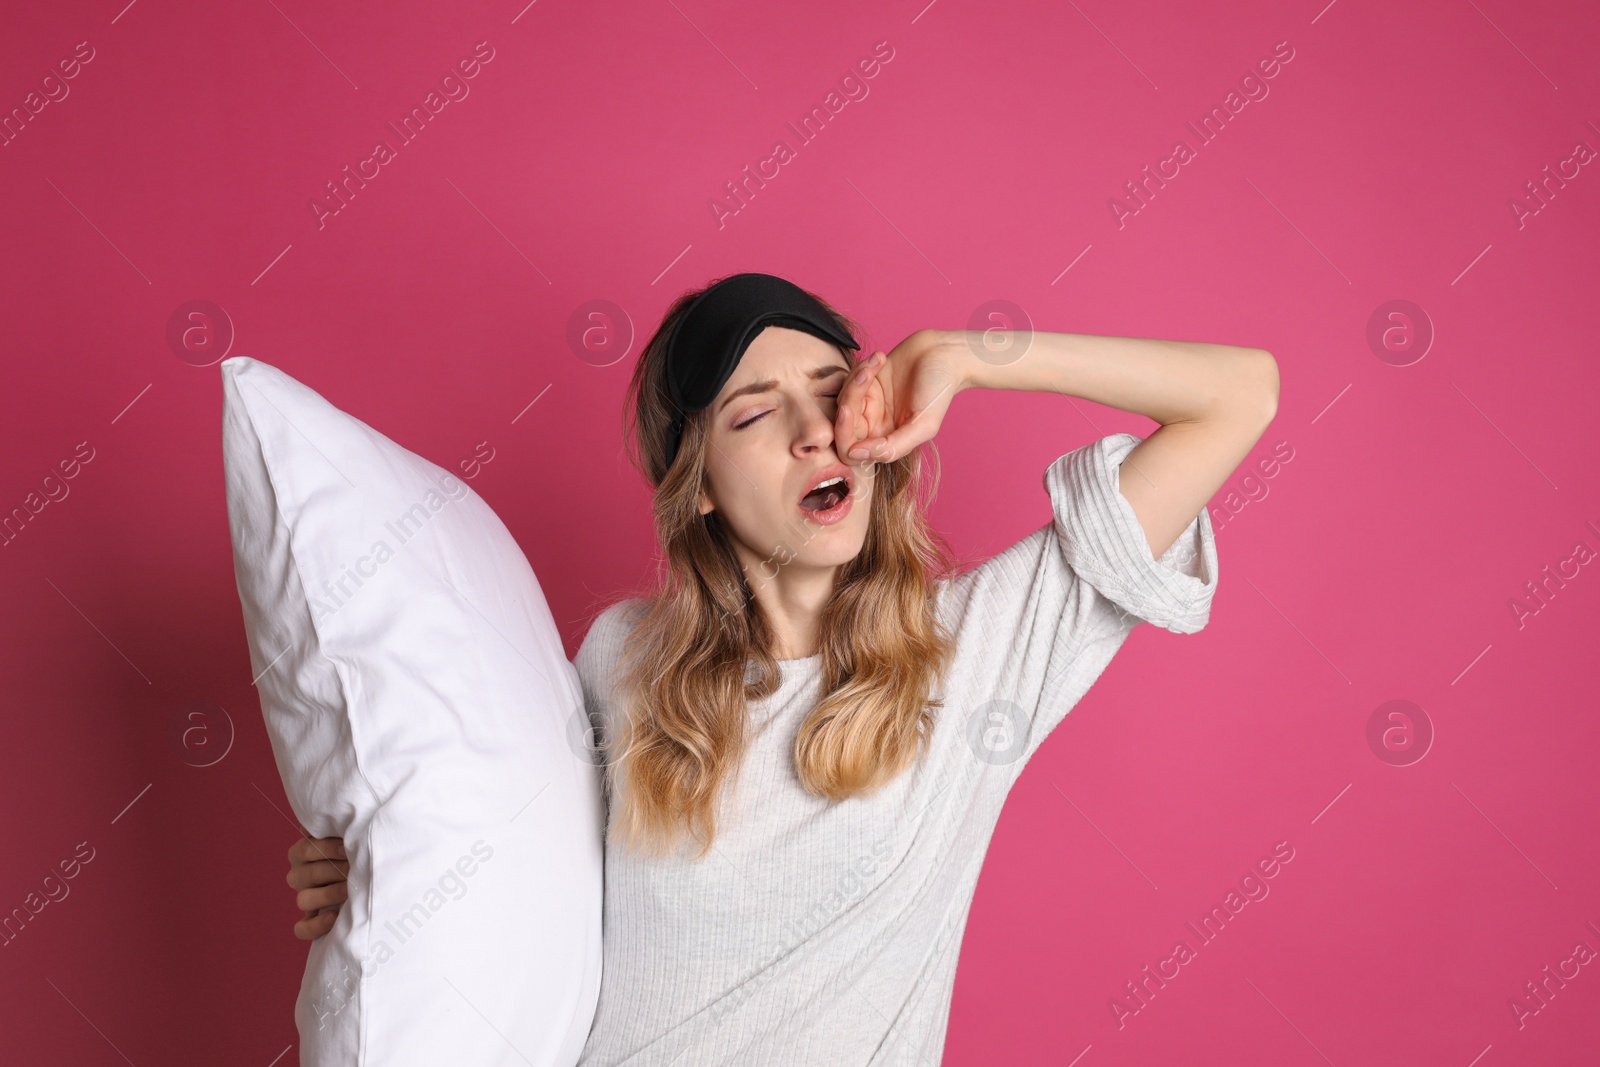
[697, 326, 874, 580]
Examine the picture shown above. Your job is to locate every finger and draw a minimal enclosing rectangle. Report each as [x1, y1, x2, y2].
[846, 355, 894, 457]
[833, 389, 856, 457]
[290, 843, 345, 876]
[849, 418, 894, 462]
[854, 435, 904, 464]
[290, 836, 347, 865]
[287, 857, 350, 890]
[296, 881, 350, 913]
[294, 908, 340, 941]
[836, 352, 882, 445]
[854, 418, 933, 465]
[858, 372, 955, 462]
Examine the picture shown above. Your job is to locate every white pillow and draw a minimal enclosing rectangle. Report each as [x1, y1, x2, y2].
[221, 356, 603, 1067]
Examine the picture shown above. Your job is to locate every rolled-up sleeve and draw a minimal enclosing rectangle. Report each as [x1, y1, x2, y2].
[935, 432, 1219, 772]
[1052, 432, 1217, 632]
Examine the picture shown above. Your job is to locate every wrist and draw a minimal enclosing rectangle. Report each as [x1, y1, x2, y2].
[941, 329, 1007, 392]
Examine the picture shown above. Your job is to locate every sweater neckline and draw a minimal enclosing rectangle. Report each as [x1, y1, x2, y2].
[775, 653, 822, 673]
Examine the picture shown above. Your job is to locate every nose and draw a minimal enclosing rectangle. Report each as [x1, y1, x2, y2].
[792, 394, 839, 459]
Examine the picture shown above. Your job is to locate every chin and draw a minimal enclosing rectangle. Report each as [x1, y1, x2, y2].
[798, 527, 869, 568]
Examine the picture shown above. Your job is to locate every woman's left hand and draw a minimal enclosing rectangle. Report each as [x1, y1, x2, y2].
[834, 329, 974, 465]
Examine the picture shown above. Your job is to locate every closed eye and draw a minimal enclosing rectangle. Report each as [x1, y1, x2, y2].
[733, 392, 842, 431]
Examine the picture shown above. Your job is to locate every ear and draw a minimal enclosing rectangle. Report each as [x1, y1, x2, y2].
[698, 487, 714, 516]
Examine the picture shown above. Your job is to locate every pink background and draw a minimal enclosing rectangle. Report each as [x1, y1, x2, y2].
[3, 0, 1598, 1063]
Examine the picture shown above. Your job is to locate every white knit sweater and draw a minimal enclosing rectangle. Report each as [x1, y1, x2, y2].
[571, 432, 1219, 1066]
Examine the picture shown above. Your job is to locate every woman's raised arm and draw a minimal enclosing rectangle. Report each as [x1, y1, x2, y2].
[960, 330, 1277, 560]
[834, 328, 1276, 562]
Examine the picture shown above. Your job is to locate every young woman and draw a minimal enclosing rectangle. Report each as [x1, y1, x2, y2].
[285, 272, 1277, 1064]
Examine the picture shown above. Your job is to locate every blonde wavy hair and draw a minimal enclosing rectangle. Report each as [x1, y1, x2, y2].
[600, 275, 970, 861]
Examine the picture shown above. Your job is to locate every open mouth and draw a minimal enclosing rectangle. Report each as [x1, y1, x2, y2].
[799, 475, 849, 514]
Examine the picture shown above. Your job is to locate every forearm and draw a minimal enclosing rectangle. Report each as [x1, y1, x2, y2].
[953, 329, 1277, 426]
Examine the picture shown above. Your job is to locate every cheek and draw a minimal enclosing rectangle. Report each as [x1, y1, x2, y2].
[854, 472, 878, 512]
[708, 466, 781, 530]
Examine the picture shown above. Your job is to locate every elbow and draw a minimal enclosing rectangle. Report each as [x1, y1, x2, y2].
[1193, 347, 1278, 427]
[1240, 348, 1279, 426]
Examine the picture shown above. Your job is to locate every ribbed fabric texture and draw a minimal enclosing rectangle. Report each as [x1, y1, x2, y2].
[572, 432, 1219, 1066]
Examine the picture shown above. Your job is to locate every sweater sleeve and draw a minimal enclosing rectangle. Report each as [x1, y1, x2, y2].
[934, 432, 1218, 772]
[572, 598, 647, 807]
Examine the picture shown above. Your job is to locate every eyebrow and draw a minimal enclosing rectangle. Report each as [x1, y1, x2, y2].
[716, 363, 850, 414]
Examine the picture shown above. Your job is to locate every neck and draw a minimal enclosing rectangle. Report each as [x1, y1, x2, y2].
[735, 545, 838, 660]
